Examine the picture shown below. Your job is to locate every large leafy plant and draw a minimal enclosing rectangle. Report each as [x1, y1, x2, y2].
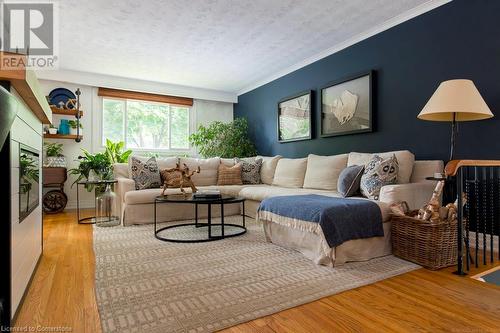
[44, 142, 64, 157]
[104, 139, 132, 163]
[189, 118, 257, 158]
[69, 150, 113, 191]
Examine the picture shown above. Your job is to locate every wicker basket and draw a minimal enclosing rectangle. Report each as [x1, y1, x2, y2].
[391, 212, 458, 270]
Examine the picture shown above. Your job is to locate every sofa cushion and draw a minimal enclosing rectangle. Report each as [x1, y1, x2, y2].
[179, 157, 220, 186]
[257, 155, 282, 185]
[239, 185, 341, 202]
[360, 155, 399, 200]
[338, 165, 364, 197]
[272, 158, 308, 188]
[347, 150, 415, 184]
[303, 154, 348, 191]
[220, 158, 236, 166]
[410, 160, 444, 183]
[217, 163, 243, 185]
[113, 163, 129, 179]
[129, 156, 162, 190]
[235, 157, 262, 184]
[156, 157, 179, 170]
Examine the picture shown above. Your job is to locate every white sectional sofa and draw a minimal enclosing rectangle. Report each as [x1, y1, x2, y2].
[114, 150, 444, 227]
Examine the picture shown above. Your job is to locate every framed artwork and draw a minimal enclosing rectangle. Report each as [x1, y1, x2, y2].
[320, 71, 373, 137]
[277, 90, 312, 143]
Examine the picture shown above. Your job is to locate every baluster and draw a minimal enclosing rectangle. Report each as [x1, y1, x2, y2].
[490, 167, 494, 263]
[474, 167, 479, 268]
[482, 168, 487, 265]
[465, 168, 471, 271]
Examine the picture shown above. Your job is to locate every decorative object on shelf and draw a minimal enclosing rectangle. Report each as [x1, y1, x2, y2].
[48, 125, 58, 135]
[160, 162, 201, 195]
[95, 183, 119, 227]
[277, 90, 312, 142]
[58, 119, 69, 135]
[42, 167, 68, 214]
[418, 79, 494, 161]
[68, 119, 83, 136]
[189, 118, 257, 158]
[65, 98, 77, 110]
[43, 142, 66, 167]
[48, 87, 76, 108]
[69, 149, 113, 192]
[321, 71, 373, 137]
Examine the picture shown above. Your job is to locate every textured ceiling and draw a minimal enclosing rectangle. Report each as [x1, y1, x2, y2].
[58, 0, 431, 93]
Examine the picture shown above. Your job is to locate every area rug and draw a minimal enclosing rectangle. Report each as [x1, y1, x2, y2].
[93, 216, 419, 333]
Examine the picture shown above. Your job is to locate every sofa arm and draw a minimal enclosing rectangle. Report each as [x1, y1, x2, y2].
[379, 182, 437, 210]
[116, 177, 135, 203]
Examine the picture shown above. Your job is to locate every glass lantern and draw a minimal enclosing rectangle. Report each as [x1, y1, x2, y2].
[95, 184, 119, 227]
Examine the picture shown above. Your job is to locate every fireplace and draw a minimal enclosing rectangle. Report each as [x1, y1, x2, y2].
[19, 144, 40, 222]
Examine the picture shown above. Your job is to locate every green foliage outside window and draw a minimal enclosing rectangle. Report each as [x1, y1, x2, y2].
[189, 118, 257, 158]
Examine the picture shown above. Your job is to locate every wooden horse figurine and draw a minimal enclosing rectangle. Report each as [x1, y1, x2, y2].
[161, 163, 200, 196]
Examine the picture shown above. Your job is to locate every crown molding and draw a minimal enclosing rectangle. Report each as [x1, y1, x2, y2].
[237, 0, 452, 96]
[35, 69, 238, 103]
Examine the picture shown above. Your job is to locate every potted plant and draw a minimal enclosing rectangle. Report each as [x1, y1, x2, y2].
[104, 139, 132, 163]
[69, 149, 112, 191]
[48, 124, 58, 135]
[68, 120, 83, 136]
[44, 142, 66, 167]
[189, 118, 257, 158]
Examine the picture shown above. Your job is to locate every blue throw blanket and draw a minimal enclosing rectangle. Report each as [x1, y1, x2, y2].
[258, 194, 384, 248]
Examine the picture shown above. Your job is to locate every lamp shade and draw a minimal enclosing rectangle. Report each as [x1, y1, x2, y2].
[418, 79, 493, 122]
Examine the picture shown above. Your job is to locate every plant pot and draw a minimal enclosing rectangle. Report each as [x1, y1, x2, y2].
[48, 128, 58, 135]
[44, 156, 66, 168]
[69, 128, 82, 136]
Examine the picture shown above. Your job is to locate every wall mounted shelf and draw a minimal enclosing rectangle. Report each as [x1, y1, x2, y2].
[50, 106, 83, 117]
[44, 134, 83, 140]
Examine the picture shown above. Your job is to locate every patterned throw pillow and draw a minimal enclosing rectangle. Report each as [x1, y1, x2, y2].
[235, 157, 262, 184]
[217, 163, 243, 185]
[360, 155, 399, 200]
[130, 156, 162, 190]
[338, 165, 364, 197]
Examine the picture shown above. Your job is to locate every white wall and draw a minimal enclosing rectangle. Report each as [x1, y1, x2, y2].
[39, 79, 233, 209]
[10, 89, 43, 317]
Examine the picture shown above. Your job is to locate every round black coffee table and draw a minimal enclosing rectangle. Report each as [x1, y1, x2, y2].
[154, 194, 246, 243]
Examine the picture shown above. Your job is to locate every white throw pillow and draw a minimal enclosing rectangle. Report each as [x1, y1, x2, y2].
[179, 157, 220, 186]
[303, 154, 348, 191]
[347, 150, 414, 184]
[272, 158, 308, 188]
[257, 155, 282, 185]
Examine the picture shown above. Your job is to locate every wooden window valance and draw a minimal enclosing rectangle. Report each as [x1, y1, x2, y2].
[97, 87, 193, 106]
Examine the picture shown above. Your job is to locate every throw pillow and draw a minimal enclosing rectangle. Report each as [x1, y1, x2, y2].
[217, 163, 243, 185]
[130, 156, 162, 190]
[338, 165, 364, 197]
[235, 157, 262, 184]
[360, 155, 399, 200]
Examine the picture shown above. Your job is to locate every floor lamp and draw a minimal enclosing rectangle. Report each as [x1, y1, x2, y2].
[417, 79, 493, 161]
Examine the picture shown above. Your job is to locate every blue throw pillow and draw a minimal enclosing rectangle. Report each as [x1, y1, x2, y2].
[338, 165, 364, 197]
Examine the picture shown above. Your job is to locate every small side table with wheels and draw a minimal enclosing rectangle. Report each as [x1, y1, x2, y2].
[76, 179, 119, 225]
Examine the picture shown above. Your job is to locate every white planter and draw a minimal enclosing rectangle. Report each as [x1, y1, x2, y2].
[48, 128, 58, 135]
[70, 128, 82, 136]
[44, 156, 67, 168]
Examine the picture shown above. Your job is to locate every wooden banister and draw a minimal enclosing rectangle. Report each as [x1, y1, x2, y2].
[445, 160, 500, 176]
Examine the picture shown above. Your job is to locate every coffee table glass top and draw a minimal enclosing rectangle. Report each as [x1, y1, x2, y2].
[156, 194, 244, 204]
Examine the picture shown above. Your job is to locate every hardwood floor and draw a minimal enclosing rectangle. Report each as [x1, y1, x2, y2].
[14, 210, 500, 333]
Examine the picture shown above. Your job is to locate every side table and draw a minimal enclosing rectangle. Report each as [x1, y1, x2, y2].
[76, 179, 118, 225]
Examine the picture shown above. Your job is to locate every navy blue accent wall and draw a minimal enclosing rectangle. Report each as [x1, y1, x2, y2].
[234, 0, 500, 161]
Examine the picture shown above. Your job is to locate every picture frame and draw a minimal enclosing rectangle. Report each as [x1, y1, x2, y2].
[320, 71, 374, 137]
[277, 90, 312, 143]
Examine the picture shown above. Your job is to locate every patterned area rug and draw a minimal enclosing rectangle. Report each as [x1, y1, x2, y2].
[94, 216, 419, 333]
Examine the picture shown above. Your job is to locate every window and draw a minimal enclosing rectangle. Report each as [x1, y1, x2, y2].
[102, 98, 190, 150]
